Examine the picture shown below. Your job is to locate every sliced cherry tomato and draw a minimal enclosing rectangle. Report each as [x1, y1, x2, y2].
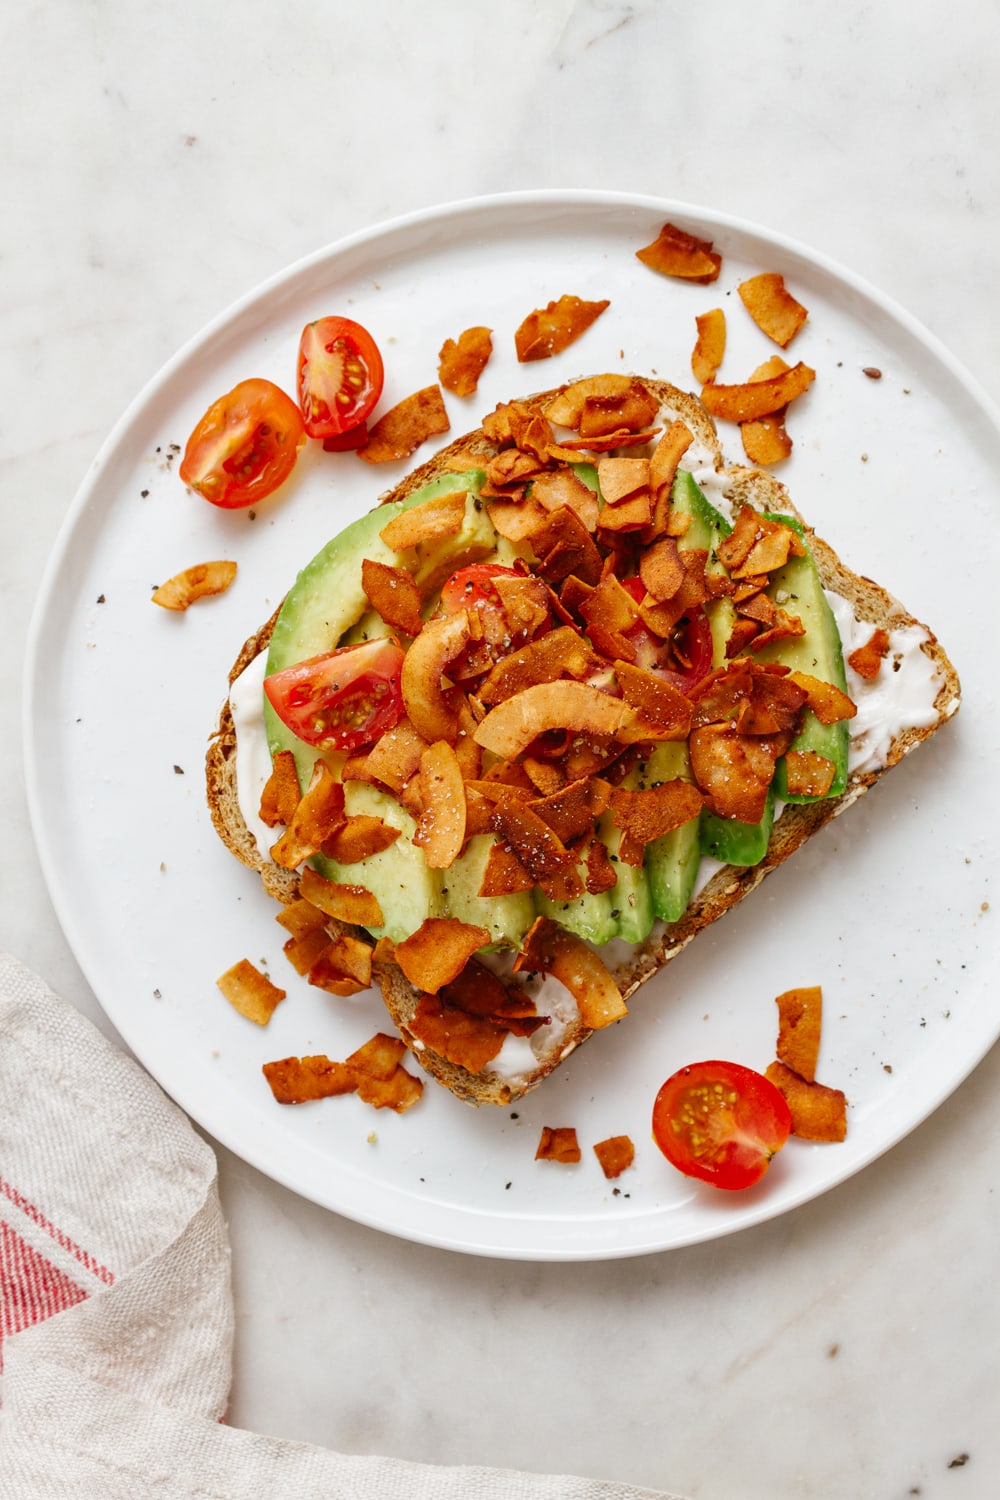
[297, 316, 384, 440]
[179, 378, 306, 509]
[620, 577, 714, 692]
[437, 563, 550, 682]
[652, 1060, 792, 1191]
[263, 638, 404, 753]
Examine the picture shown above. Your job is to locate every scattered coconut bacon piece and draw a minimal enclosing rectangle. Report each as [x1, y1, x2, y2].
[691, 308, 726, 384]
[217, 959, 285, 1026]
[700, 362, 815, 424]
[765, 1062, 847, 1143]
[737, 273, 809, 348]
[438, 325, 493, 396]
[514, 294, 610, 362]
[593, 1135, 635, 1179]
[848, 628, 891, 680]
[263, 1032, 423, 1111]
[535, 1126, 582, 1163]
[774, 985, 823, 1083]
[153, 560, 237, 611]
[357, 384, 450, 464]
[636, 222, 722, 284]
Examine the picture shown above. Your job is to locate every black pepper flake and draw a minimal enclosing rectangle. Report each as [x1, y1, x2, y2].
[505, 1181, 512, 1190]
[862, 366, 883, 380]
[153, 988, 162, 999]
[947, 1454, 969, 1469]
[140, 489, 149, 498]
[96, 594, 106, 604]
[173, 765, 185, 775]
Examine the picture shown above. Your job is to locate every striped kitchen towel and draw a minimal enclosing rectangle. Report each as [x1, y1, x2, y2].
[0, 951, 682, 1500]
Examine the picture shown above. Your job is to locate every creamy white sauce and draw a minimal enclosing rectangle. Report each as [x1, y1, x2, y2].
[824, 590, 950, 775]
[228, 651, 274, 858]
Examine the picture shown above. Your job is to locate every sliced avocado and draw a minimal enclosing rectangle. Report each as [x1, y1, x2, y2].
[441, 833, 535, 948]
[315, 781, 442, 943]
[642, 741, 702, 923]
[534, 866, 617, 947]
[264, 471, 489, 787]
[596, 763, 654, 944]
[755, 515, 850, 801]
[699, 791, 776, 867]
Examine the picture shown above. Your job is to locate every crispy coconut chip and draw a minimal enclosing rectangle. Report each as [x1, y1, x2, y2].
[216, 959, 285, 1026]
[490, 801, 573, 881]
[688, 723, 784, 824]
[474, 680, 642, 760]
[597, 456, 650, 504]
[585, 834, 618, 893]
[478, 838, 536, 897]
[738, 273, 809, 348]
[299, 865, 384, 928]
[152, 560, 237, 611]
[636, 221, 722, 284]
[379, 488, 467, 552]
[741, 412, 793, 466]
[357, 384, 450, 464]
[259, 749, 301, 828]
[307, 932, 374, 996]
[323, 813, 401, 864]
[530, 468, 601, 531]
[577, 381, 660, 438]
[593, 1135, 635, 1179]
[393, 917, 491, 993]
[579, 574, 642, 661]
[409, 993, 509, 1073]
[263, 1034, 423, 1111]
[542, 375, 633, 429]
[275, 897, 330, 940]
[787, 672, 857, 724]
[486, 494, 550, 541]
[515, 916, 626, 1030]
[700, 362, 815, 424]
[535, 1126, 582, 1163]
[774, 985, 823, 1084]
[647, 421, 695, 538]
[692, 308, 726, 385]
[529, 777, 612, 844]
[597, 489, 652, 533]
[360, 714, 429, 794]
[400, 610, 471, 743]
[766, 1060, 847, 1143]
[282, 926, 333, 977]
[530, 505, 605, 586]
[609, 780, 704, 865]
[514, 294, 610, 362]
[717, 505, 805, 578]
[782, 749, 836, 799]
[848, 627, 891, 680]
[613, 661, 693, 740]
[270, 762, 346, 870]
[360, 558, 424, 637]
[639, 537, 686, 602]
[413, 740, 467, 869]
[438, 325, 493, 396]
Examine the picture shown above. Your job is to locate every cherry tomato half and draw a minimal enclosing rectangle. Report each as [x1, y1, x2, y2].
[263, 638, 404, 754]
[179, 378, 306, 509]
[437, 563, 550, 682]
[297, 316, 384, 440]
[620, 577, 714, 692]
[652, 1060, 792, 1191]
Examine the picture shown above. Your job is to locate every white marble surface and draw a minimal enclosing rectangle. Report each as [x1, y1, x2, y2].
[4, 2, 1000, 1496]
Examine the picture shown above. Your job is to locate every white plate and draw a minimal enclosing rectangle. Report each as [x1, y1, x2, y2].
[25, 191, 998, 1260]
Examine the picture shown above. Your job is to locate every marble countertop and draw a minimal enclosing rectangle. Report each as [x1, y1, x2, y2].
[4, 3, 999, 1496]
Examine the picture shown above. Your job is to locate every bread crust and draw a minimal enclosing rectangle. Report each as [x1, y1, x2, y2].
[205, 379, 960, 1106]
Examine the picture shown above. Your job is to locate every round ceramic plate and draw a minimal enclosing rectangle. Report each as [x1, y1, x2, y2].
[25, 191, 998, 1260]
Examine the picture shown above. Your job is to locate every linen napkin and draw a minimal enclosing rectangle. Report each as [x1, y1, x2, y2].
[0, 951, 683, 1500]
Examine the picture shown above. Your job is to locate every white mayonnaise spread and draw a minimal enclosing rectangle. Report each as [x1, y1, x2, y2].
[228, 650, 274, 858]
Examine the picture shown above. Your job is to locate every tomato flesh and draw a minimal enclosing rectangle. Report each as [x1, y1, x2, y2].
[619, 577, 714, 692]
[297, 316, 384, 440]
[652, 1060, 792, 1191]
[263, 638, 404, 753]
[179, 378, 306, 509]
[437, 563, 549, 682]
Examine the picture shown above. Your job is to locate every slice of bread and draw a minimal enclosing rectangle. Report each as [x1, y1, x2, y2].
[206, 378, 960, 1106]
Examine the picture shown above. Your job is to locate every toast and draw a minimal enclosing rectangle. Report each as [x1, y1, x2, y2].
[206, 377, 960, 1106]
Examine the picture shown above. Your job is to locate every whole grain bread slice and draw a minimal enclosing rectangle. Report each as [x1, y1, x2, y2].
[206, 379, 960, 1106]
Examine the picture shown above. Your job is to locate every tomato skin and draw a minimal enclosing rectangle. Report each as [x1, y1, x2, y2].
[264, 638, 404, 753]
[297, 317, 384, 440]
[619, 577, 714, 692]
[652, 1060, 792, 1191]
[179, 379, 306, 509]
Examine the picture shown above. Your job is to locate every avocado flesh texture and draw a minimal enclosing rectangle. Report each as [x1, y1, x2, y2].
[264, 471, 498, 943]
[754, 515, 850, 801]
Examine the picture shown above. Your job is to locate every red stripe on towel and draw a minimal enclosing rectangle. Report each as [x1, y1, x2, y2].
[0, 1176, 114, 1287]
[0, 1219, 88, 1370]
